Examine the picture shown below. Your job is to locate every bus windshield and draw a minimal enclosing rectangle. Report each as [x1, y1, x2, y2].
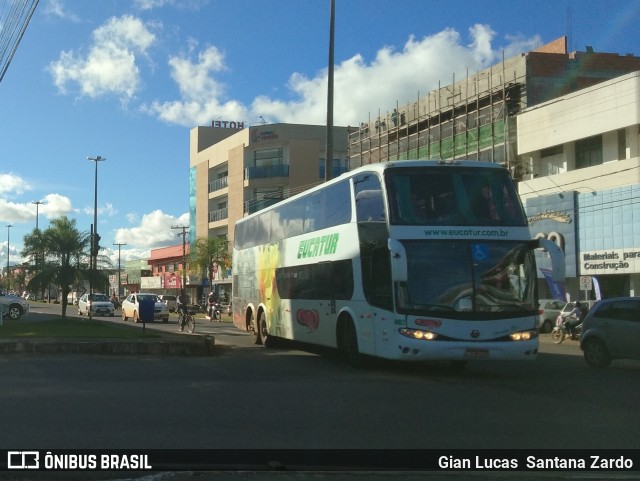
[386, 167, 526, 226]
[395, 240, 537, 319]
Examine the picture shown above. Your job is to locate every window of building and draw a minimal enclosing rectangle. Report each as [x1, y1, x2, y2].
[254, 148, 283, 167]
[541, 145, 563, 158]
[575, 135, 602, 169]
[617, 129, 627, 160]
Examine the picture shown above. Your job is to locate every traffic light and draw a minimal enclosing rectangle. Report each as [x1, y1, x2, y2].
[92, 233, 101, 256]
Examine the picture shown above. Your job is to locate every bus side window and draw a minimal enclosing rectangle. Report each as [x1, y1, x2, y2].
[354, 173, 386, 222]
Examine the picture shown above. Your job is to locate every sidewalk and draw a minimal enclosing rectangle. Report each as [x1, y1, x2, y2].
[0, 308, 219, 356]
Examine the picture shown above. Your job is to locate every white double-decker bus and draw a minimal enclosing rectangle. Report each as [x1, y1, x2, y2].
[232, 160, 564, 363]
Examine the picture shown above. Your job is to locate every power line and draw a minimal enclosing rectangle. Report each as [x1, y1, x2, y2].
[0, 0, 39, 84]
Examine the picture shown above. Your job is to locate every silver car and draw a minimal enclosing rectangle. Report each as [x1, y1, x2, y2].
[0, 291, 30, 320]
[580, 297, 640, 368]
[78, 293, 115, 317]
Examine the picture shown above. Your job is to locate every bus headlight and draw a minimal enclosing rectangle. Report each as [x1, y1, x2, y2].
[509, 329, 538, 341]
[399, 328, 438, 341]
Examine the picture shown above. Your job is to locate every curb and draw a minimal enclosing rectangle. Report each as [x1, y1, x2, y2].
[0, 335, 218, 356]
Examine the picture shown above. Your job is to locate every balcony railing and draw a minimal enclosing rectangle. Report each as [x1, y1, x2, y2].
[209, 176, 228, 193]
[244, 164, 289, 180]
[208, 207, 228, 223]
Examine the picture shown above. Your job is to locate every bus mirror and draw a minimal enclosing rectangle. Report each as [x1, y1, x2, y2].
[388, 239, 408, 282]
[536, 238, 566, 282]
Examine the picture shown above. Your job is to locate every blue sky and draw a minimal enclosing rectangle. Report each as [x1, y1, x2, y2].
[2, 0, 640, 267]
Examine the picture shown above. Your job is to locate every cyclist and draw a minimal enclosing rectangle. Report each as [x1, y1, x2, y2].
[177, 289, 189, 331]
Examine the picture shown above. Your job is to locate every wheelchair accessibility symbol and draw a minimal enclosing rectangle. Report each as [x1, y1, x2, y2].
[472, 244, 489, 262]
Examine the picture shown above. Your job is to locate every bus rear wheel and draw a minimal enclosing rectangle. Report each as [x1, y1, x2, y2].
[258, 311, 273, 347]
[248, 311, 260, 345]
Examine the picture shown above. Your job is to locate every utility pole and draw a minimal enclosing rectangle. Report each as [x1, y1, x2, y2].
[171, 225, 189, 294]
[5, 224, 12, 292]
[325, 0, 335, 182]
[113, 242, 126, 297]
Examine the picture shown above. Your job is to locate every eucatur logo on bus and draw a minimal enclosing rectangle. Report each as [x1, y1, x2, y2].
[297, 233, 339, 259]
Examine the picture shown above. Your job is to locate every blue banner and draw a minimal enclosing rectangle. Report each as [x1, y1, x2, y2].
[540, 268, 566, 301]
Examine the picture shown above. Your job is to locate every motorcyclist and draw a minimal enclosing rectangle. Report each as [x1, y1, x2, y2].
[564, 301, 583, 335]
[177, 289, 189, 331]
[207, 290, 219, 320]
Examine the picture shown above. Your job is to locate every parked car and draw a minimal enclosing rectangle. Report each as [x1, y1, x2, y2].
[157, 294, 177, 312]
[78, 293, 115, 317]
[580, 297, 640, 368]
[121, 293, 169, 323]
[0, 291, 30, 320]
[537, 298, 565, 333]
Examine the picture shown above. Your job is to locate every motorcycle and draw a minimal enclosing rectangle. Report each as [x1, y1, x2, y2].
[207, 302, 222, 321]
[551, 315, 582, 344]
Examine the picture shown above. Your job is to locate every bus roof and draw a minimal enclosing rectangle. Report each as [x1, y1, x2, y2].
[237, 159, 509, 224]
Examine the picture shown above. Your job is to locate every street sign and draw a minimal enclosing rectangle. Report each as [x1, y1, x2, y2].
[580, 276, 593, 291]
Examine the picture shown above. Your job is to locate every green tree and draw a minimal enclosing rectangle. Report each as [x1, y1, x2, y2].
[189, 236, 231, 296]
[21, 217, 105, 318]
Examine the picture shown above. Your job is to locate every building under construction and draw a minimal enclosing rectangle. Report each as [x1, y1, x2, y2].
[348, 37, 640, 180]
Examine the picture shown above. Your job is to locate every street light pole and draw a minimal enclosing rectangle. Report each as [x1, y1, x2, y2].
[31, 200, 43, 229]
[113, 242, 126, 297]
[6, 224, 13, 292]
[87, 155, 106, 320]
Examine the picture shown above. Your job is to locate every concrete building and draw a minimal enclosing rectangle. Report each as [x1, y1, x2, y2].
[189, 122, 349, 299]
[348, 36, 640, 300]
[518, 71, 640, 300]
[348, 37, 640, 182]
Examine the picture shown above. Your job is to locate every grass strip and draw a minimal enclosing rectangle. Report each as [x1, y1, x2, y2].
[0, 318, 161, 339]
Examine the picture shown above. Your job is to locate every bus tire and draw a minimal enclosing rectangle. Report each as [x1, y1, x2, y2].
[248, 310, 260, 345]
[341, 318, 364, 367]
[258, 310, 273, 347]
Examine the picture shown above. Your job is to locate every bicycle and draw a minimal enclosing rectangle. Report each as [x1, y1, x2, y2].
[178, 308, 196, 334]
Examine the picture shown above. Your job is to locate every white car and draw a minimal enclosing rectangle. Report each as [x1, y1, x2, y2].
[537, 299, 565, 333]
[0, 291, 30, 320]
[78, 293, 115, 317]
[121, 293, 169, 323]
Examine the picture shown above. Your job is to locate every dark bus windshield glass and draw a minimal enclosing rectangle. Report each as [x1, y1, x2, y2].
[396, 240, 536, 319]
[386, 167, 526, 226]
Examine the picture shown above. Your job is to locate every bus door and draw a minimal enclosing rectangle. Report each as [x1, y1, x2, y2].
[354, 173, 393, 354]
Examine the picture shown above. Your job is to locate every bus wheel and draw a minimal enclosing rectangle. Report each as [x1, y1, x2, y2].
[343, 319, 364, 367]
[258, 311, 272, 347]
[248, 312, 261, 345]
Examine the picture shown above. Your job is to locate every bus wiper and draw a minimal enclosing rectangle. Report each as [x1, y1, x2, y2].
[422, 304, 455, 311]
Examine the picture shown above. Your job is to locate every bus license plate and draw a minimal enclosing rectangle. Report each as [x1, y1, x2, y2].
[465, 348, 489, 359]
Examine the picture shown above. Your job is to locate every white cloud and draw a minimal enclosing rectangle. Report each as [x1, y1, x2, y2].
[114, 209, 189, 248]
[43, 0, 81, 23]
[40, 194, 74, 219]
[0, 173, 31, 197]
[48, 15, 156, 103]
[141, 44, 249, 126]
[0, 193, 72, 224]
[144, 24, 539, 128]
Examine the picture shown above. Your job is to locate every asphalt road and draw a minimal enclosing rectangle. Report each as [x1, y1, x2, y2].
[2, 302, 639, 450]
[3, 303, 640, 480]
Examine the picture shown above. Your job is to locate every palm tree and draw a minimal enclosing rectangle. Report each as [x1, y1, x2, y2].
[189, 236, 231, 297]
[21, 217, 104, 318]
